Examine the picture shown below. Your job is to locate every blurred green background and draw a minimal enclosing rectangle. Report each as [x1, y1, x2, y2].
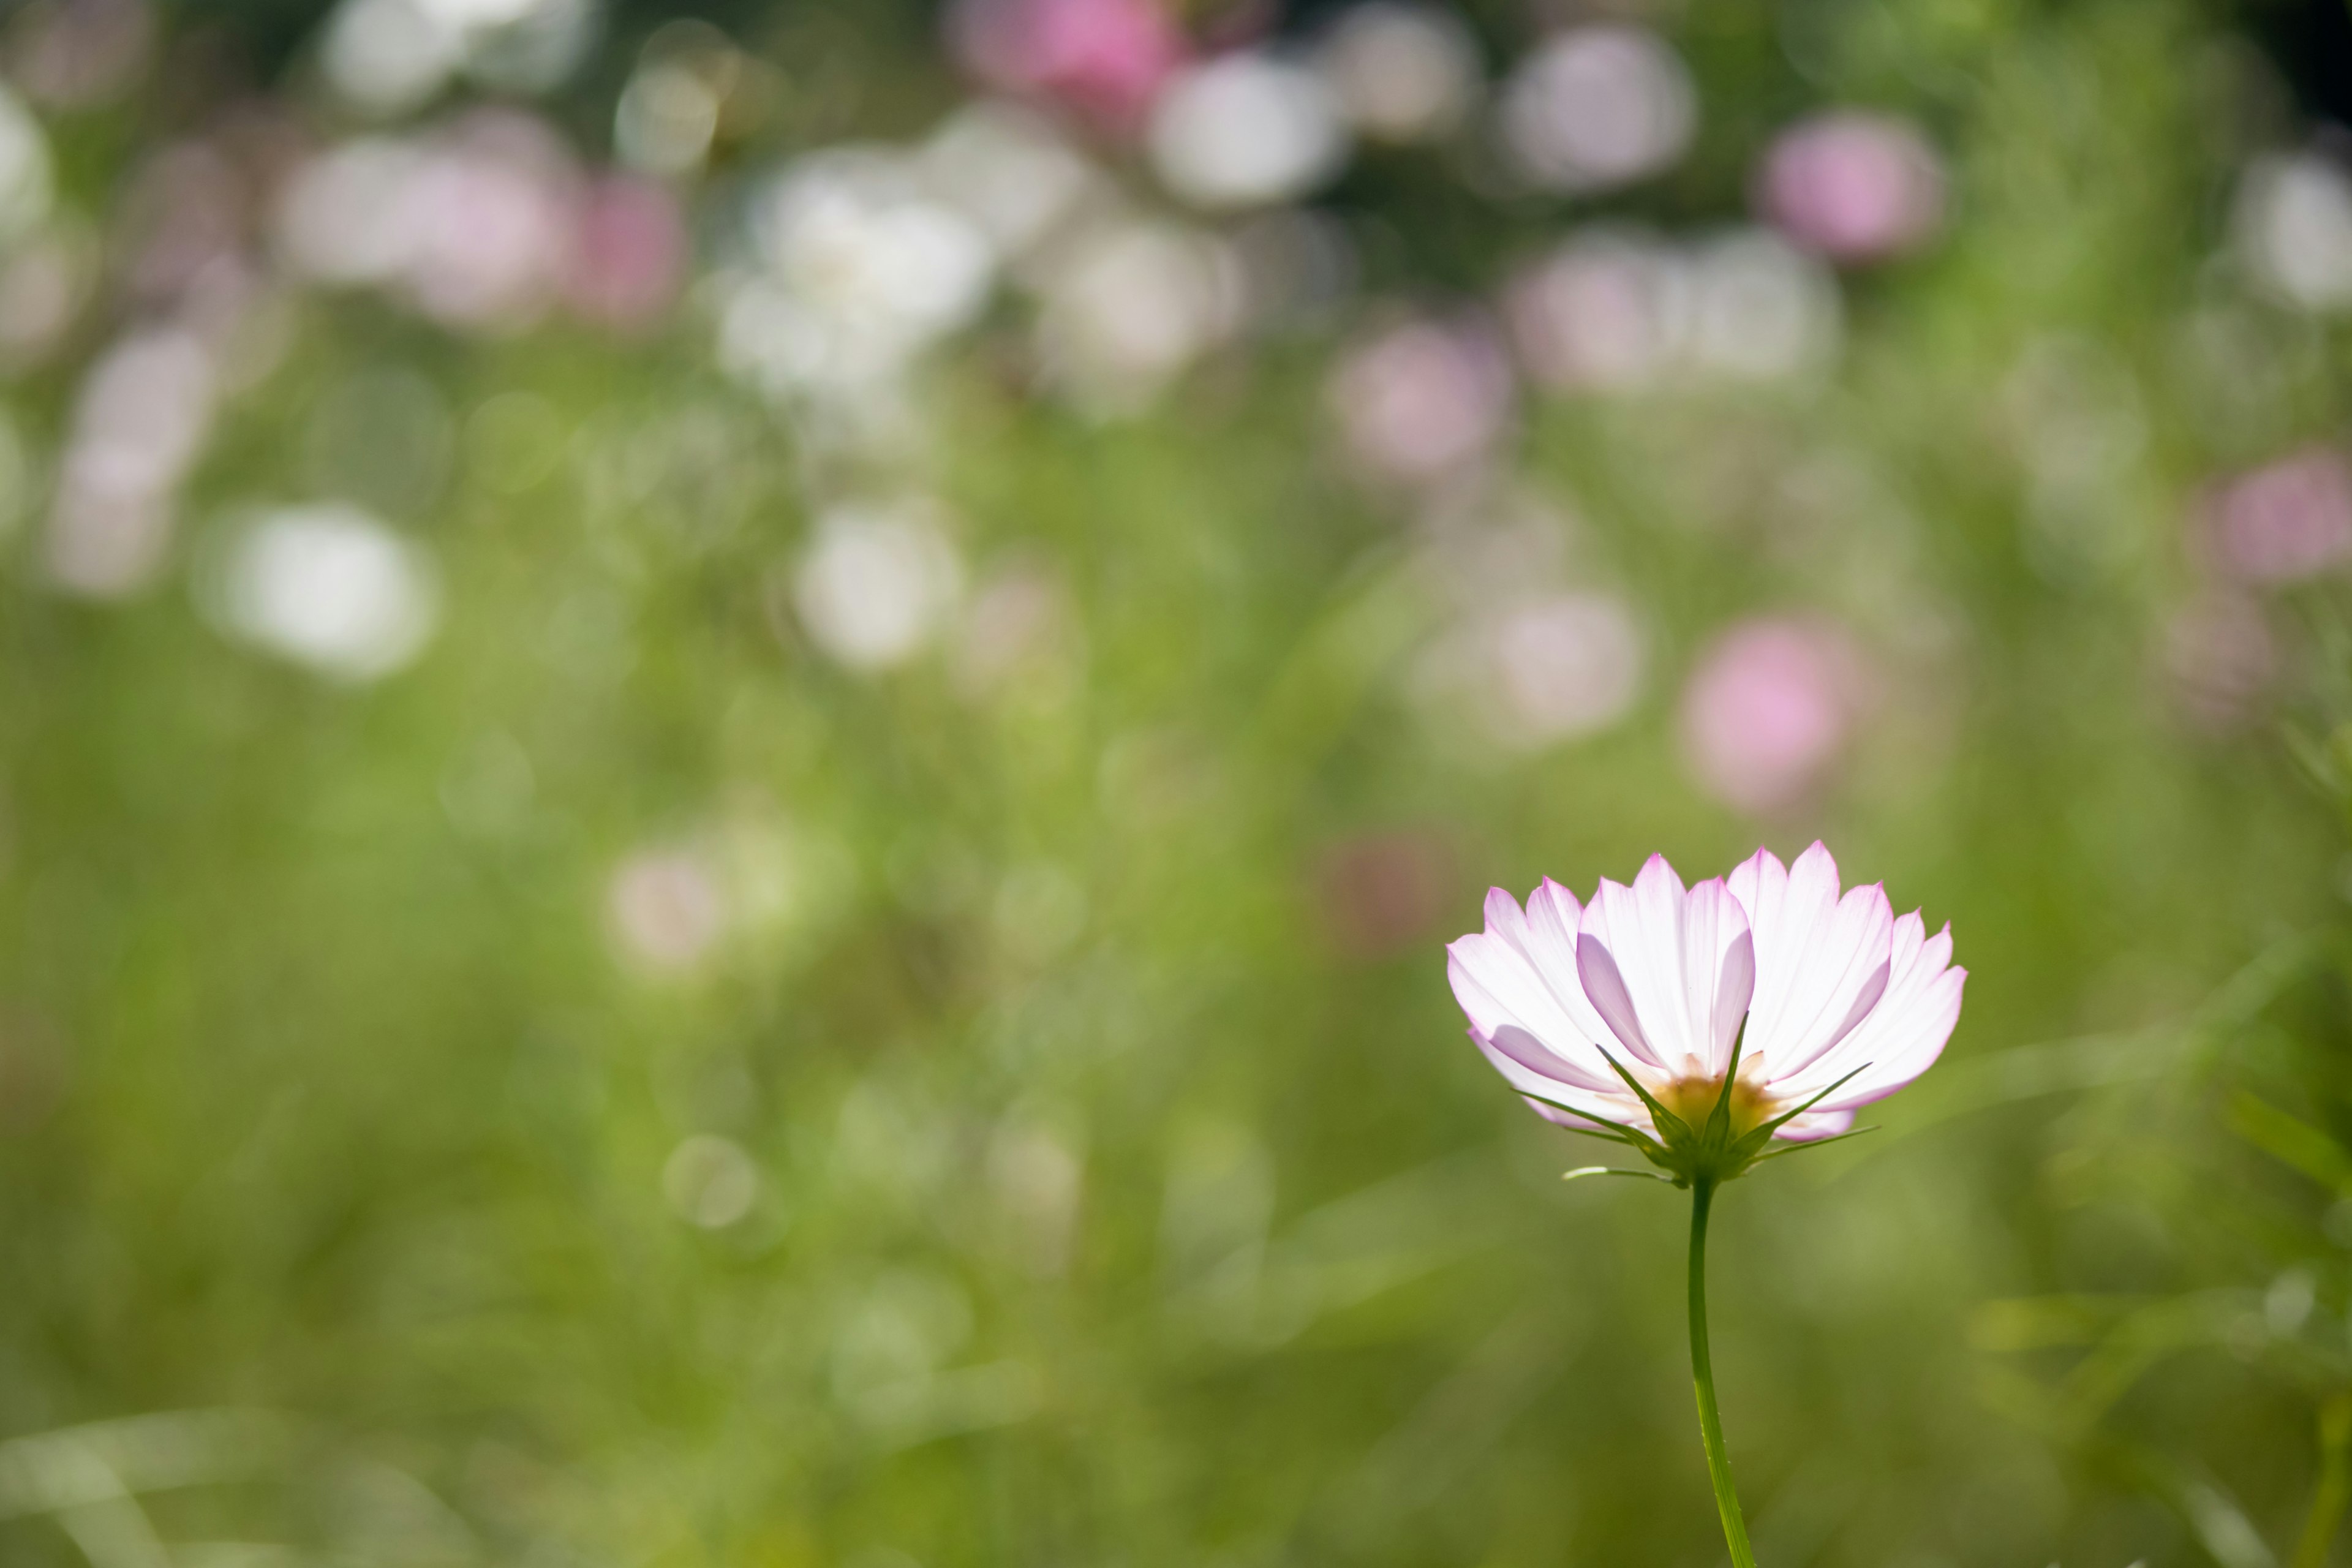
[0, 0, 2347, 1562]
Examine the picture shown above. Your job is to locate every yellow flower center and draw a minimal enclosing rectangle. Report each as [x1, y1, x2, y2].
[1656, 1071, 1777, 1139]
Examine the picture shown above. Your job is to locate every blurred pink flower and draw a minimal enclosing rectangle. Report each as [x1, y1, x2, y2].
[1757, 111, 1944, 263]
[949, 0, 1187, 129]
[1679, 617, 1869, 816]
[1504, 230, 1682, 393]
[565, 175, 686, 332]
[2199, 446, 2352, 585]
[1329, 315, 1513, 485]
[1447, 843, 1962, 1162]
[404, 117, 580, 332]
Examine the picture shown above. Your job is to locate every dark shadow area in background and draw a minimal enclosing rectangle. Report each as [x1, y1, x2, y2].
[2245, 0, 2352, 120]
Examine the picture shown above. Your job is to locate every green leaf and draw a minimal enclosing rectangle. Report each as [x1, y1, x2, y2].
[1752, 1126, 1880, 1163]
[1706, 1015, 1749, 1145]
[2230, 1093, 2352, 1195]
[1516, 1087, 1667, 1159]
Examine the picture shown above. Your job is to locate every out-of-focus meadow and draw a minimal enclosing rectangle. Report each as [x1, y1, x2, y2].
[1, 0, 2351, 1562]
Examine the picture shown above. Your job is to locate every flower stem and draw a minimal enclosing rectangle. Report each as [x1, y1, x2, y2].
[1689, 1177, 1758, 1568]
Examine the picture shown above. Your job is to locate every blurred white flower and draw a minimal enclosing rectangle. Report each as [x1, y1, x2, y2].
[274, 138, 427, 287]
[608, 846, 729, 972]
[1488, 594, 1645, 744]
[724, 149, 995, 404]
[0, 84, 54, 247]
[1329, 314, 1513, 486]
[1147, 52, 1349, 211]
[274, 117, 582, 334]
[614, 59, 720, 176]
[1506, 228, 1687, 393]
[1033, 217, 1240, 411]
[320, 0, 462, 115]
[920, 101, 1096, 259]
[793, 497, 965, 671]
[46, 327, 217, 598]
[398, 115, 579, 331]
[1684, 229, 1841, 382]
[1313, 3, 1480, 145]
[1498, 26, 1694, 194]
[2236, 151, 2352, 314]
[214, 503, 440, 681]
[320, 0, 595, 115]
[1418, 590, 1645, 748]
[1508, 228, 1837, 391]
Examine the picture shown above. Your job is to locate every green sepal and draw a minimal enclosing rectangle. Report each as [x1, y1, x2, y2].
[1515, 1086, 1669, 1163]
[1752, 1125, 1880, 1163]
[1704, 1016, 1751, 1145]
[1562, 1166, 1676, 1183]
[1727, 1063, 1871, 1164]
[1593, 1046, 1695, 1146]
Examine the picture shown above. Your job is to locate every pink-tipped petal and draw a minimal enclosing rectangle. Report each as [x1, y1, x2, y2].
[1577, 859, 1754, 1078]
[1472, 1031, 1646, 1127]
[1447, 883, 1623, 1089]
[1523, 1095, 1649, 1134]
[1783, 916, 1966, 1110]
[1773, 1106, 1858, 1141]
[1727, 842, 1895, 1083]
[1575, 923, 1660, 1069]
[1484, 1023, 1622, 1095]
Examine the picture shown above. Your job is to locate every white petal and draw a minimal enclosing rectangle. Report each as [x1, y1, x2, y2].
[1727, 842, 1894, 1084]
[1575, 857, 1754, 1078]
[1780, 915, 1966, 1110]
[1447, 883, 1622, 1084]
[1772, 1106, 1856, 1142]
[1471, 1031, 1649, 1128]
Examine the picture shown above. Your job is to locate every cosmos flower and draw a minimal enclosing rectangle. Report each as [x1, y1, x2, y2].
[1446, 842, 1962, 1183]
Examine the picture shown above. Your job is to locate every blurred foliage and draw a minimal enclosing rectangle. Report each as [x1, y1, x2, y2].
[0, 0, 2344, 1566]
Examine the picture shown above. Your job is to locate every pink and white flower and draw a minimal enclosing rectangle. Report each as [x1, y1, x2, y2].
[1446, 843, 1962, 1177]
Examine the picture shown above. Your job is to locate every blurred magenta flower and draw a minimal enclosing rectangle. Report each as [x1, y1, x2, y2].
[1679, 617, 1868, 815]
[2199, 446, 2352, 585]
[948, 0, 1186, 130]
[1447, 843, 1962, 1166]
[1757, 111, 1944, 263]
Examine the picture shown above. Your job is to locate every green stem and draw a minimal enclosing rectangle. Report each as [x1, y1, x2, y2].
[1689, 1177, 1758, 1568]
[2290, 1392, 2352, 1568]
